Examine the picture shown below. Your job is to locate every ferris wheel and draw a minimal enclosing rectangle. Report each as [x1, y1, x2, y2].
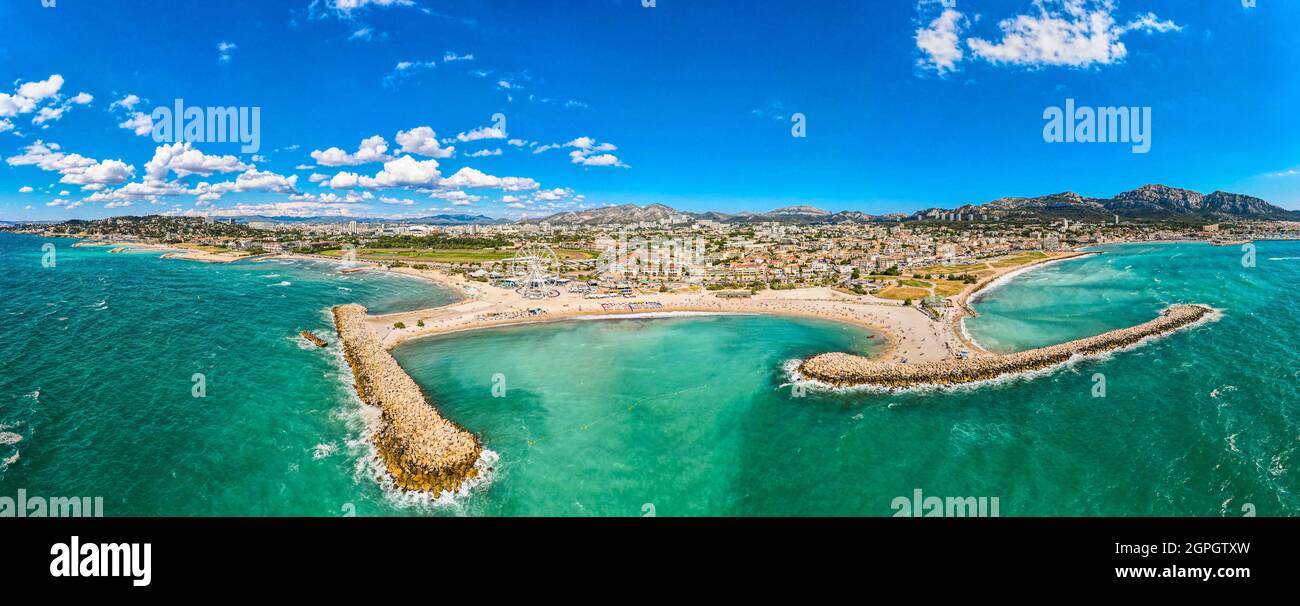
[508, 243, 562, 299]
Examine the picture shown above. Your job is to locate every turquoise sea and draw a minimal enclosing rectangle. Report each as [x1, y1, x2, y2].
[2, 233, 1297, 515]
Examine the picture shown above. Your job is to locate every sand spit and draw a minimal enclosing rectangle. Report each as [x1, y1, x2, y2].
[332, 304, 482, 495]
[800, 304, 1214, 389]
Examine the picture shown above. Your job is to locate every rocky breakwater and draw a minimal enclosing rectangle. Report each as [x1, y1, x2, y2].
[332, 304, 482, 494]
[800, 304, 1214, 389]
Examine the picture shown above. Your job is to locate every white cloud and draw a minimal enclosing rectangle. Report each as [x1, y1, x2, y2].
[964, 0, 1182, 68]
[380, 196, 415, 205]
[6, 140, 135, 188]
[19, 186, 34, 193]
[429, 190, 482, 204]
[146, 142, 251, 181]
[33, 106, 66, 125]
[467, 148, 502, 157]
[571, 152, 626, 167]
[109, 94, 153, 136]
[218, 41, 237, 64]
[59, 159, 135, 187]
[317, 0, 415, 18]
[311, 135, 392, 166]
[330, 156, 442, 190]
[358, 156, 441, 188]
[455, 125, 506, 142]
[118, 112, 153, 136]
[1118, 12, 1182, 35]
[16, 75, 64, 102]
[0, 74, 92, 129]
[110, 94, 141, 111]
[384, 60, 436, 87]
[532, 187, 573, 202]
[0, 94, 36, 117]
[442, 51, 474, 62]
[534, 136, 625, 167]
[349, 27, 374, 41]
[916, 8, 967, 74]
[192, 169, 300, 200]
[329, 172, 360, 189]
[439, 167, 539, 191]
[395, 126, 455, 158]
[562, 137, 628, 168]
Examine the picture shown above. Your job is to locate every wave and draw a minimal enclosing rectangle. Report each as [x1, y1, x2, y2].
[312, 442, 338, 460]
[267, 281, 291, 287]
[260, 273, 282, 278]
[1210, 385, 1237, 399]
[0, 432, 22, 446]
[0, 450, 17, 472]
[1268, 257, 1300, 261]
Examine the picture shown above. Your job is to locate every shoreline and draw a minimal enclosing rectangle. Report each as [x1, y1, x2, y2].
[799, 304, 1215, 389]
[948, 250, 1102, 356]
[72, 239, 253, 263]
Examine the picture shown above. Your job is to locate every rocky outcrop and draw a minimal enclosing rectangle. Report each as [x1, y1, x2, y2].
[300, 331, 328, 347]
[801, 304, 1213, 389]
[332, 304, 481, 495]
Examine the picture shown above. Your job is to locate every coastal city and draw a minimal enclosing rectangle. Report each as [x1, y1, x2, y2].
[11, 197, 1298, 299]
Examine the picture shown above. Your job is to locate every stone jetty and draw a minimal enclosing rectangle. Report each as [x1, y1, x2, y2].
[800, 304, 1213, 389]
[332, 304, 482, 494]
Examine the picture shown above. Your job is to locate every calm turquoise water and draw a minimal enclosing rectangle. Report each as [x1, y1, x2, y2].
[3, 233, 1297, 516]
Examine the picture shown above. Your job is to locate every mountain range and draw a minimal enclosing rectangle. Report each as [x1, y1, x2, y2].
[524, 185, 1299, 225]
[7, 185, 1294, 227]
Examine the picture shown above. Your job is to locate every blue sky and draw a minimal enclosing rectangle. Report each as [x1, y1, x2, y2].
[1, 0, 1297, 221]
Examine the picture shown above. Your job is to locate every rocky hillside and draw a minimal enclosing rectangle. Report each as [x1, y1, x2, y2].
[522, 184, 1297, 225]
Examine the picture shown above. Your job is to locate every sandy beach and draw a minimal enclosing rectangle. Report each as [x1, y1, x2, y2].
[269, 252, 969, 363]
[272, 250, 1105, 364]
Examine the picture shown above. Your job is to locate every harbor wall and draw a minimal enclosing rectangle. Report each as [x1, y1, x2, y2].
[800, 304, 1213, 388]
[332, 304, 482, 494]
